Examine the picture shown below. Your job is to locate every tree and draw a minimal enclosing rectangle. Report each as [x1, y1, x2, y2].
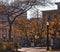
[0, 0, 37, 41]
[14, 17, 28, 35]
[0, 0, 55, 42]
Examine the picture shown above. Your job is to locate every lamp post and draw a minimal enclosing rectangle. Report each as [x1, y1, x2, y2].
[46, 22, 49, 50]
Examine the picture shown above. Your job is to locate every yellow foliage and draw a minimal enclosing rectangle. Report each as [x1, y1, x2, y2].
[12, 13, 60, 38]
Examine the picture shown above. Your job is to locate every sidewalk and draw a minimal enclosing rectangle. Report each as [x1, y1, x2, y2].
[15, 47, 60, 52]
[15, 47, 46, 52]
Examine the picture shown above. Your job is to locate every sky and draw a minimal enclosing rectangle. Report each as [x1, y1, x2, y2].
[0, 0, 60, 19]
[27, 0, 60, 19]
[55, 0, 60, 2]
[0, 0, 60, 3]
[0, 0, 60, 5]
[27, 4, 58, 19]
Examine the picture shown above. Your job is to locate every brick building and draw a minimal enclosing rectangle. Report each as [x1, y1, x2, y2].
[0, 2, 60, 43]
[42, 2, 60, 37]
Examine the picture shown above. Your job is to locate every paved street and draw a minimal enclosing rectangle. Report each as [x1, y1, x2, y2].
[17, 47, 60, 52]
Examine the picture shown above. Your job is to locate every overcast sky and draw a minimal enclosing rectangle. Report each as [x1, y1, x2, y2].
[0, 0, 60, 3]
[0, 0, 60, 19]
[55, 0, 60, 2]
[0, 0, 60, 6]
[27, 0, 60, 19]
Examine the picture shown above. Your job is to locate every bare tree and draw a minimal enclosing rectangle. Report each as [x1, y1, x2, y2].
[0, 0, 55, 42]
[0, 0, 36, 41]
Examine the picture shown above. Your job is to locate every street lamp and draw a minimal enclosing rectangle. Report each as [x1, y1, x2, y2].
[46, 22, 49, 50]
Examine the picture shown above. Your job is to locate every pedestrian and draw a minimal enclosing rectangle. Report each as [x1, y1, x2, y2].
[15, 43, 18, 52]
[50, 37, 54, 50]
[31, 40, 35, 47]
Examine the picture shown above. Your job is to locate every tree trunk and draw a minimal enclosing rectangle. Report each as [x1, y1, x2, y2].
[8, 24, 12, 42]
